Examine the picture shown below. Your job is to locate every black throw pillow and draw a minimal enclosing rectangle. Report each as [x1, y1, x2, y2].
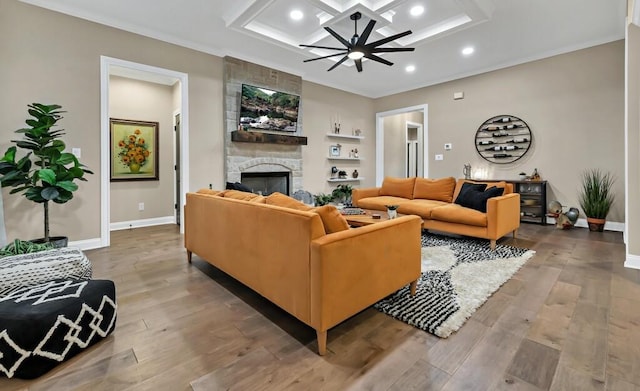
[225, 181, 252, 192]
[455, 183, 504, 213]
[454, 182, 487, 208]
[233, 182, 252, 192]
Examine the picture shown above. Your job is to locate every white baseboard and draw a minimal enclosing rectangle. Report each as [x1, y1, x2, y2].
[110, 216, 175, 231]
[68, 238, 103, 251]
[545, 217, 624, 232]
[625, 254, 640, 270]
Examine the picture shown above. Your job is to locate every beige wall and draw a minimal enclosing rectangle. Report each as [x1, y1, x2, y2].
[627, 23, 640, 257]
[374, 41, 626, 223]
[109, 76, 176, 223]
[0, 0, 222, 242]
[300, 81, 375, 194]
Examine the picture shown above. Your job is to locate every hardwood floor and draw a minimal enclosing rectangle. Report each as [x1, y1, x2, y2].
[1, 223, 637, 390]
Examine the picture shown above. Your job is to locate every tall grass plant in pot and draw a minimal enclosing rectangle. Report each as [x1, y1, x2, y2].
[578, 169, 615, 232]
[0, 103, 93, 246]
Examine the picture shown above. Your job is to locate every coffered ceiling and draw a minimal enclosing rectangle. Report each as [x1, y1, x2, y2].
[21, 0, 626, 98]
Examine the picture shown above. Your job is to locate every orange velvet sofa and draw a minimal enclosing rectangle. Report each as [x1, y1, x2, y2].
[184, 189, 422, 355]
[352, 177, 520, 250]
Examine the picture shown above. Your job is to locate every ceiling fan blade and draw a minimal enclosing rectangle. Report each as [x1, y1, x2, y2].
[327, 55, 349, 71]
[356, 19, 376, 46]
[355, 58, 363, 72]
[324, 26, 351, 48]
[365, 30, 413, 48]
[365, 53, 393, 66]
[300, 44, 347, 51]
[303, 52, 349, 62]
[370, 47, 415, 53]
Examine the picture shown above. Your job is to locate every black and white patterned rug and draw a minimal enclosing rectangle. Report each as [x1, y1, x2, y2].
[374, 233, 535, 338]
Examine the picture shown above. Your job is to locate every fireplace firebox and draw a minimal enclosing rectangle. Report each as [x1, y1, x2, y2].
[241, 172, 290, 196]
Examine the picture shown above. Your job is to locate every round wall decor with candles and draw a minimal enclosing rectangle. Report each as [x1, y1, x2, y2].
[474, 115, 532, 164]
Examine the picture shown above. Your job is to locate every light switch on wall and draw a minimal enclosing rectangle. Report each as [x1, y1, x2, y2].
[444, 143, 452, 150]
[435, 154, 444, 161]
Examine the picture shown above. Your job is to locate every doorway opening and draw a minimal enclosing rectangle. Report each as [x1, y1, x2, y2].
[375, 104, 428, 186]
[100, 56, 189, 248]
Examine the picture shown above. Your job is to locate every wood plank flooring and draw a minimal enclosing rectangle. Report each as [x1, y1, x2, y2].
[1, 223, 636, 390]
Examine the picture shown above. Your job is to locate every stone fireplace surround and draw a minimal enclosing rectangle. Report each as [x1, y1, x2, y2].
[223, 57, 304, 195]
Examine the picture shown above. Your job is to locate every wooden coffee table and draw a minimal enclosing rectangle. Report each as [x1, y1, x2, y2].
[344, 208, 403, 227]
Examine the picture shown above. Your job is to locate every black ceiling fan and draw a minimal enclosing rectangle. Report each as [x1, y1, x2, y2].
[300, 11, 415, 72]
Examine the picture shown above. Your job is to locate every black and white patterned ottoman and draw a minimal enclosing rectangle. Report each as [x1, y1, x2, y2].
[0, 279, 117, 379]
[0, 247, 92, 298]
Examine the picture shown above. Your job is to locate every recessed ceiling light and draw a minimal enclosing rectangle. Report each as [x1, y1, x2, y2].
[405, 65, 416, 73]
[462, 46, 475, 56]
[410, 5, 425, 17]
[290, 10, 304, 21]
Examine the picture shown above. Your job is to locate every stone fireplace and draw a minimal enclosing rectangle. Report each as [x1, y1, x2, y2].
[223, 57, 304, 195]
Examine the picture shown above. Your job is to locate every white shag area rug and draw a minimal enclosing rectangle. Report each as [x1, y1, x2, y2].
[374, 233, 535, 338]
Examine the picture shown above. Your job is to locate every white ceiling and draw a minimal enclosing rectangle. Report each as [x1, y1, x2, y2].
[21, 0, 626, 98]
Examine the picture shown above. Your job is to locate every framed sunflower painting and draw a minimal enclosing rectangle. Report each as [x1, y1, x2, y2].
[110, 118, 159, 181]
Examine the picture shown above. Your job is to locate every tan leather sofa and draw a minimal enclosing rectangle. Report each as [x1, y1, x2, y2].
[184, 189, 422, 355]
[353, 177, 520, 250]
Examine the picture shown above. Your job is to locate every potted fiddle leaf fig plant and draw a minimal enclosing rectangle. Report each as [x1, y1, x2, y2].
[578, 168, 615, 232]
[0, 103, 93, 247]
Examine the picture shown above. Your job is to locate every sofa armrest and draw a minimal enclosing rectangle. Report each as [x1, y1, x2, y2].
[486, 192, 521, 238]
[352, 187, 381, 205]
[309, 215, 422, 333]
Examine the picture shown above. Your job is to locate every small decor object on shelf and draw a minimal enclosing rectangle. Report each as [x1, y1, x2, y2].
[463, 163, 471, 179]
[334, 122, 341, 134]
[352, 169, 359, 178]
[475, 114, 532, 164]
[353, 148, 359, 158]
[386, 205, 399, 219]
[354, 128, 362, 136]
[330, 166, 338, 178]
[338, 170, 347, 179]
[531, 168, 541, 181]
[330, 144, 341, 157]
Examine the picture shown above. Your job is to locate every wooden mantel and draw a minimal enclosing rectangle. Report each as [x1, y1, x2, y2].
[231, 130, 307, 146]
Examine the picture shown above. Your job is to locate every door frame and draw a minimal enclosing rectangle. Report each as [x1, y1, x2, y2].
[100, 56, 190, 247]
[375, 104, 428, 186]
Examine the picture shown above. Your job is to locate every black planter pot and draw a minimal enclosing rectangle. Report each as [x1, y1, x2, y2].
[31, 236, 69, 248]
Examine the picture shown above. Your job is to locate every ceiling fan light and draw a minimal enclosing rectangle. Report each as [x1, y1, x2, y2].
[348, 50, 364, 60]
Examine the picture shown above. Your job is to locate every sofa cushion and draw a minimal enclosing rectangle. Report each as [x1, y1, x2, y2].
[312, 205, 350, 234]
[380, 177, 416, 199]
[249, 195, 266, 203]
[431, 204, 488, 227]
[413, 177, 456, 202]
[397, 199, 449, 219]
[355, 196, 411, 211]
[196, 188, 222, 196]
[265, 192, 313, 211]
[454, 183, 504, 213]
[221, 190, 261, 201]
